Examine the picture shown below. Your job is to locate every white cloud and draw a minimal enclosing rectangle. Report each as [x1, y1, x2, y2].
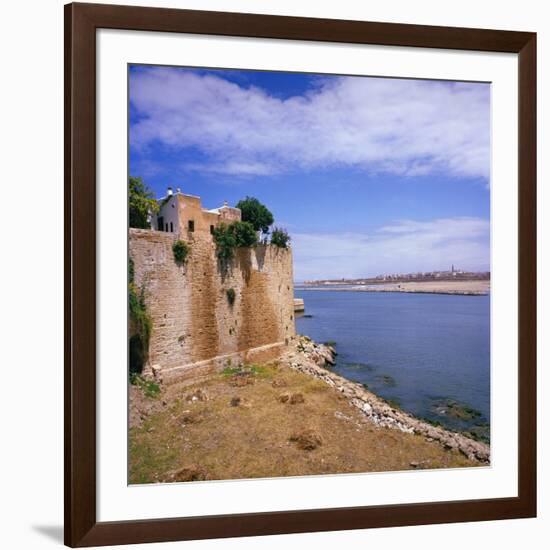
[130, 68, 490, 180]
[291, 217, 490, 280]
[184, 160, 278, 177]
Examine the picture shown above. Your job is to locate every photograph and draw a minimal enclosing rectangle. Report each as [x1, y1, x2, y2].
[127, 64, 491, 484]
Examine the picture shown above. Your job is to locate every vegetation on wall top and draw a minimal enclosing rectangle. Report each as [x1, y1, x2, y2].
[129, 176, 159, 229]
[236, 196, 274, 235]
[213, 220, 258, 261]
[270, 227, 291, 249]
[234, 196, 290, 249]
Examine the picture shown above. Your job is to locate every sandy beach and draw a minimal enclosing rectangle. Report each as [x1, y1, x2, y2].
[299, 280, 490, 296]
[366, 280, 490, 295]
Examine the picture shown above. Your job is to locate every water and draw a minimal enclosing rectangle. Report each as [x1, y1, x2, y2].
[295, 290, 490, 437]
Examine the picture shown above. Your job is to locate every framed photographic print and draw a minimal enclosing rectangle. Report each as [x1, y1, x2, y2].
[64, 2, 537, 547]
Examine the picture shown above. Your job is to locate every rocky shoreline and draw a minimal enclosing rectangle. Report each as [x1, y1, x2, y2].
[282, 336, 490, 463]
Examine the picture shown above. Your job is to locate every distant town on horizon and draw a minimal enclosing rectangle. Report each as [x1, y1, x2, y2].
[297, 268, 491, 285]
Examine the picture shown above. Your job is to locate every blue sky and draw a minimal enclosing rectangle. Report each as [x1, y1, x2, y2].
[129, 65, 490, 281]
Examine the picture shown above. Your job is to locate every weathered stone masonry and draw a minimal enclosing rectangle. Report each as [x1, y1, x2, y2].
[129, 228, 296, 384]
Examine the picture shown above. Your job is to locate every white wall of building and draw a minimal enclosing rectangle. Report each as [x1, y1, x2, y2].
[155, 194, 179, 233]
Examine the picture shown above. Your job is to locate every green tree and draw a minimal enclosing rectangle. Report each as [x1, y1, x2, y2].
[235, 196, 274, 235]
[232, 221, 258, 247]
[213, 221, 258, 261]
[129, 176, 159, 229]
[270, 227, 291, 249]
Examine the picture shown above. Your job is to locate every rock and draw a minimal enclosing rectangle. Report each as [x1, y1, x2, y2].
[151, 364, 163, 383]
[410, 460, 431, 469]
[361, 402, 373, 414]
[229, 375, 255, 387]
[185, 389, 208, 402]
[320, 348, 336, 365]
[289, 393, 305, 404]
[278, 393, 290, 403]
[289, 429, 322, 451]
[334, 411, 352, 422]
[180, 410, 202, 425]
[164, 465, 208, 483]
[444, 440, 459, 451]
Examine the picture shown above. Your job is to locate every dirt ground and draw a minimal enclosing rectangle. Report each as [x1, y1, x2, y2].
[129, 362, 479, 484]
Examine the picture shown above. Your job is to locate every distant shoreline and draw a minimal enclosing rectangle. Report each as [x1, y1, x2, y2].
[295, 280, 490, 296]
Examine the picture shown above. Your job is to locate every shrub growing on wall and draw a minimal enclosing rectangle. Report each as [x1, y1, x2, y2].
[235, 196, 274, 235]
[128, 257, 135, 284]
[172, 239, 190, 264]
[232, 221, 258, 247]
[226, 288, 236, 306]
[128, 257, 152, 374]
[213, 221, 257, 261]
[270, 227, 291, 248]
[213, 223, 237, 261]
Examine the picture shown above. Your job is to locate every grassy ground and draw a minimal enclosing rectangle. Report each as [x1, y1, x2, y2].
[129, 362, 479, 484]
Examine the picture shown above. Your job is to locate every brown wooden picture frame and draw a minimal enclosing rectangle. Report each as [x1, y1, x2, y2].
[64, 2, 537, 547]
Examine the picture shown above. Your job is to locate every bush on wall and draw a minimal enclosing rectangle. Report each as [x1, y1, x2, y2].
[128, 256, 152, 374]
[213, 221, 258, 261]
[213, 223, 237, 261]
[172, 239, 190, 263]
[232, 221, 258, 247]
[270, 227, 291, 248]
[226, 288, 236, 306]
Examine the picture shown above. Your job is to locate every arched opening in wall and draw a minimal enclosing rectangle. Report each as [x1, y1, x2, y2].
[129, 334, 145, 374]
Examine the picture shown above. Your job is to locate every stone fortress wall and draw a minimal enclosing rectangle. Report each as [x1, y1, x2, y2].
[129, 228, 296, 384]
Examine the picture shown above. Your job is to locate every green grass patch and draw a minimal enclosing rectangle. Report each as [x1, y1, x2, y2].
[130, 373, 161, 399]
[129, 419, 181, 484]
[221, 363, 273, 379]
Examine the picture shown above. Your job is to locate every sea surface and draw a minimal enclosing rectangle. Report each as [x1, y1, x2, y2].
[295, 290, 490, 438]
